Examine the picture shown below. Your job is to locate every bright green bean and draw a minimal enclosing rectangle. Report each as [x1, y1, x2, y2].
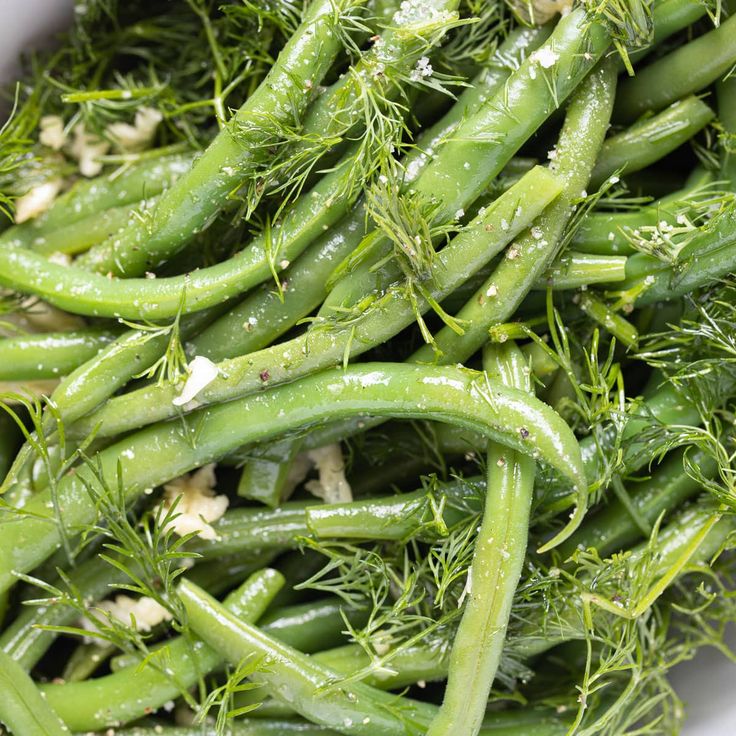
[0, 329, 118, 380]
[69, 166, 562, 438]
[590, 96, 715, 188]
[31, 198, 156, 256]
[180, 578, 436, 735]
[71, 0, 367, 277]
[533, 253, 628, 290]
[0, 650, 69, 735]
[0, 153, 192, 249]
[411, 57, 617, 365]
[0, 361, 585, 594]
[41, 569, 284, 732]
[189, 26, 553, 362]
[578, 292, 639, 348]
[429, 342, 535, 736]
[615, 13, 736, 121]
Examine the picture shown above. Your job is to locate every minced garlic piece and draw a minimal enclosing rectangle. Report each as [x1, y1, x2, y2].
[304, 444, 353, 504]
[14, 179, 62, 223]
[81, 594, 172, 640]
[69, 123, 110, 177]
[39, 115, 67, 150]
[157, 464, 229, 541]
[107, 107, 163, 152]
[172, 356, 219, 407]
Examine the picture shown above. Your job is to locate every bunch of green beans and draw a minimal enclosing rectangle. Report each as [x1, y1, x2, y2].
[1, 1, 736, 735]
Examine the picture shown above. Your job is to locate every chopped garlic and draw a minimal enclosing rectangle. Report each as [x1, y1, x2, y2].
[107, 107, 163, 152]
[157, 464, 229, 541]
[69, 123, 110, 177]
[81, 594, 172, 640]
[172, 356, 219, 406]
[39, 115, 67, 150]
[14, 179, 62, 223]
[304, 444, 353, 504]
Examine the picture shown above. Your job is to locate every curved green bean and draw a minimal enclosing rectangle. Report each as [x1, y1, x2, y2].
[71, 0, 367, 277]
[69, 165, 562, 438]
[429, 342, 535, 736]
[590, 96, 715, 188]
[190, 26, 553, 362]
[41, 569, 284, 731]
[0, 361, 585, 594]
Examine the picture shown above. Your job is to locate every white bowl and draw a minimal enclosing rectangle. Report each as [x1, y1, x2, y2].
[1, 2, 734, 734]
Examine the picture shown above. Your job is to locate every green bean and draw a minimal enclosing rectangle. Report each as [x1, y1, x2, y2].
[0, 329, 118, 380]
[188, 26, 553, 362]
[31, 198, 157, 256]
[112, 596, 368, 671]
[533, 253, 628, 290]
[429, 342, 535, 736]
[321, 8, 609, 313]
[90, 707, 568, 736]
[561, 447, 718, 558]
[411, 57, 617, 366]
[236, 436, 305, 506]
[0, 650, 69, 735]
[306, 478, 483, 541]
[717, 73, 736, 188]
[62, 641, 116, 682]
[180, 578, 437, 735]
[0, 361, 585, 594]
[41, 569, 284, 732]
[185, 502, 311, 558]
[0, 153, 192, 250]
[68, 166, 562, 439]
[0, 306, 224, 503]
[622, 206, 736, 305]
[71, 0, 367, 277]
[570, 171, 715, 255]
[615, 13, 736, 121]
[590, 96, 715, 189]
[577, 292, 639, 348]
